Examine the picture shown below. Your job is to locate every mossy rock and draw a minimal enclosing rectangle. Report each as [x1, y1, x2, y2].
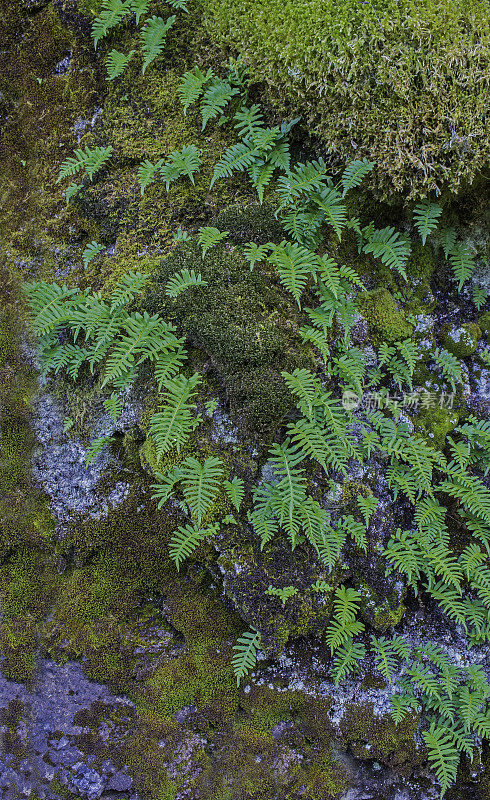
[339, 703, 423, 773]
[414, 405, 459, 450]
[478, 311, 490, 335]
[443, 322, 481, 357]
[358, 582, 405, 633]
[356, 288, 413, 344]
[144, 239, 312, 433]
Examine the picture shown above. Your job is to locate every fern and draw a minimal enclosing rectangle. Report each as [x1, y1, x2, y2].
[179, 66, 214, 113]
[210, 142, 258, 188]
[130, 0, 149, 24]
[66, 182, 81, 204]
[391, 693, 417, 724]
[148, 373, 201, 459]
[266, 585, 298, 605]
[439, 227, 457, 259]
[362, 226, 410, 281]
[103, 391, 123, 421]
[223, 477, 245, 512]
[160, 145, 202, 190]
[101, 312, 178, 387]
[413, 200, 443, 245]
[138, 158, 164, 194]
[23, 281, 82, 335]
[234, 104, 264, 137]
[333, 639, 366, 686]
[331, 348, 366, 397]
[277, 159, 328, 208]
[177, 456, 224, 525]
[109, 271, 149, 312]
[243, 242, 273, 271]
[165, 269, 207, 298]
[281, 368, 322, 420]
[140, 15, 176, 74]
[154, 347, 187, 388]
[200, 79, 239, 130]
[311, 187, 347, 240]
[325, 586, 364, 654]
[449, 243, 476, 290]
[423, 722, 460, 797]
[85, 435, 114, 466]
[58, 145, 113, 183]
[197, 227, 228, 258]
[92, 0, 131, 49]
[371, 636, 399, 683]
[233, 629, 261, 687]
[473, 285, 487, 311]
[340, 158, 375, 197]
[268, 241, 317, 307]
[356, 494, 378, 528]
[105, 49, 134, 80]
[168, 524, 208, 571]
[82, 241, 104, 268]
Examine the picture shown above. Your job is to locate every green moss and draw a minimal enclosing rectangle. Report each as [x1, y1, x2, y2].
[414, 405, 459, 449]
[443, 322, 481, 357]
[358, 582, 405, 633]
[479, 312, 490, 335]
[356, 288, 413, 344]
[144, 239, 312, 433]
[339, 703, 423, 772]
[202, 0, 490, 199]
[303, 752, 349, 800]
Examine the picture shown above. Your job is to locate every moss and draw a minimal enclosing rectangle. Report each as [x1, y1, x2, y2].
[356, 288, 413, 344]
[302, 752, 349, 800]
[339, 703, 423, 773]
[443, 322, 481, 357]
[479, 312, 490, 335]
[144, 239, 312, 434]
[358, 582, 405, 632]
[202, 0, 490, 199]
[414, 405, 459, 450]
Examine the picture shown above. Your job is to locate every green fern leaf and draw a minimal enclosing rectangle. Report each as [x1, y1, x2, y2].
[101, 311, 178, 387]
[165, 268, 207, 298]
[140, 15, 176, 74]
[340, 158, 375, 197]
[178, 66, 213, 113]
[200, 79, 239, 130]
[176, 456, 224, 525]
[242, 242, 273, 271]
[423, 723, 460, 797]
[413, 200, 443, 245]
[210, 142, 258, 188]
[197, 226, 229, 257]
[105, 49, 134, 80]
[160, 145, 202, 190]
[223, 477, 245, 512]
[449, 243, 476, 290]
[137, 158, 164, 195]
[130, 0, 149, 23]
[109, 271, 149, 312]
[268, 241, 317, 307]
[277, 159, 328, 208]
[148, 373, 201, 459]
[233, 629, 261, 686]
[168, 524, 208, 571]
[85, 435, 114, 466]
[92, 0, 131, 49]
[82, 241, 104, 268]
[333, 638, 366, 686]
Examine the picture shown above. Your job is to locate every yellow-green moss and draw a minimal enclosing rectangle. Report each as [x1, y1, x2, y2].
[414, 405, 459, 450]
[443, 322, 481, 357]
[356, 288, 413, 344]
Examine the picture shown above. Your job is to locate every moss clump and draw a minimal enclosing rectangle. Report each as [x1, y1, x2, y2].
[356, 288, 413, 343]
[443, 322, 481, 357]
[144, 239, 312, 433]
[478, 312, 490, 335]
[339, 703, 423, 773]
[414, 405, 459, 450]
[358, 582, 405, 633]
[202, 0, 490, 199]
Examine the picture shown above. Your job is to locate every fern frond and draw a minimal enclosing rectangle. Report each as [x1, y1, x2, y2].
[154, 346, 187, 388]
[210, 142, 257, 188]
[101, 312, 178, 387]
[223, 477, 245, 512]
[197, 226, 229, 258]
[103, 391, 124, 421]
[137, 158, 164, 195]
[169, 524, 208, 571]
[140, 15, 176, 74]
[423, 723, 460, 797]
[23, 281, 82, 335]
[109, 271, 149, 312]
[165, 268, 207, 298]
[85, 435, 113, 466]
[105, 48, 134, 80]
[356, 494, 378, 528]
[179, 66, 213, 113]
[333, 639, 366, 686]
[312, 187, 348, 240]
[200, 79, 239, 130]
[233, 629, 261, 686]
[449, 243, 476, 291]
[340, 158, 375, 197]
[83, 145, 113, 181]
[148, 373, 201, 459]
[160, 145, 202, 190]
[390, 693, 417, 724]
[371, 636, 399, 683]
[243, 242, 273, 271]
[268, 241, 317, 307]
[234, 104, 264, 137]
[413, 200, 443, 245]
[130, 0, 149, 23]
[82, 241, 104, 268]
[177, 456, 224, 525]
[92, 0, 131, 49]
[362, 226, 410, 281]
[277, 159, 328, 208]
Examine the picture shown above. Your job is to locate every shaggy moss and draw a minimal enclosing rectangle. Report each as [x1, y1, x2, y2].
[202, 0, 490, 199]
[339, 703, 423, 772]
[356, 288, 413, 343]
[478, 312, 490, 335]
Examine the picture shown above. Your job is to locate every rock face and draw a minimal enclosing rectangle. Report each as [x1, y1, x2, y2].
[0, 660, 136, 800]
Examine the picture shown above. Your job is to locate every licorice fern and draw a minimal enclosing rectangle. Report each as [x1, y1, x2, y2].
[140, 15, 176, 74]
